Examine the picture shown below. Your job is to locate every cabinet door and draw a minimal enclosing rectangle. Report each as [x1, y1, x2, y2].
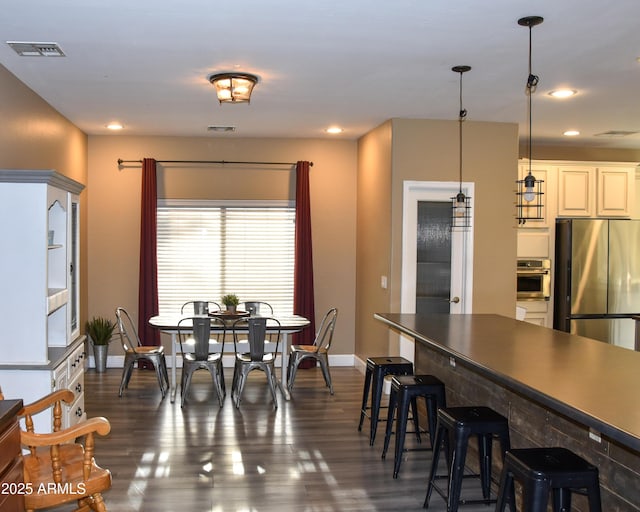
[558, 166, 594, 217]
[597, 167, 633, 217]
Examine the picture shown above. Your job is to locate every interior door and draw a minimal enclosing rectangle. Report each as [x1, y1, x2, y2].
[402, 181, 474, 316]
[399, 181, 474, 361]
[416, 200, 452, 314]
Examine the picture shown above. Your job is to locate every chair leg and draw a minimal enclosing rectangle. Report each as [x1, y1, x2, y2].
[317, 354, 333, 394]
[288, 353, 300, 391]
[181, 368, 194, 408]
[154, 358, 167, 398]
[264, 364, 278, 409]
[210, 366, 224, 408]
[119, 358, 135, 397]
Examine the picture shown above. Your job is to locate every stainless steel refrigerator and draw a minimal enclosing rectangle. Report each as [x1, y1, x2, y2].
[553, 218, 640, 350]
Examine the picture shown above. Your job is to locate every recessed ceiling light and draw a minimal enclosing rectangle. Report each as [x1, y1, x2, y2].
[207, 125, 236, 132]
[106, 122, 123, 130]
[325, 127, 343, 134]
[549, 89, 577, 99]
[563, 130, 580, 137]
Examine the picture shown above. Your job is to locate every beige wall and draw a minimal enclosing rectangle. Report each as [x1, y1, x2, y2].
[355, 118, 519, 360]
[0, 63, 89, 330]
[87, 136, 357, 356]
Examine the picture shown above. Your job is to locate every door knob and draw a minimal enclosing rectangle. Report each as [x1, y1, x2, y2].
[449, 296, 460, 304]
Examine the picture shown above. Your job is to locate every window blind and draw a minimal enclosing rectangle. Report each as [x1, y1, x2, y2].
[157, 201, 295, 316]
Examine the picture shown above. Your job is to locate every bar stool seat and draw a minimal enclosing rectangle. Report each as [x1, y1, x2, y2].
[358, 356, 413, 445]
[495, 447, 602, 512]
[381, 374, 446, 478]
[424, 406, 510, 512]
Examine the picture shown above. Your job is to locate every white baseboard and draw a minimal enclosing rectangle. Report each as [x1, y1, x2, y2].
[89, 353, 356, 370]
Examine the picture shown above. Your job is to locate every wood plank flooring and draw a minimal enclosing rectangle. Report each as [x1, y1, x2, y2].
[68, 366, 499, 511]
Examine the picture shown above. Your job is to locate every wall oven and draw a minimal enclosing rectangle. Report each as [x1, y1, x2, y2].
[517, 258, 551, 301]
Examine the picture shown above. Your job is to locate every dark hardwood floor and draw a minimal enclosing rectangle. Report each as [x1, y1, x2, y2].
[71, 366, 496, 511]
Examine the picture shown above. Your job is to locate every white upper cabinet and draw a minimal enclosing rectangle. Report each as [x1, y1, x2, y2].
[556, 163, 636, 219]
[596, 166, 635, 217]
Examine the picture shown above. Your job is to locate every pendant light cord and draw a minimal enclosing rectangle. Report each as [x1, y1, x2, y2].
[526, 21, 540, 177]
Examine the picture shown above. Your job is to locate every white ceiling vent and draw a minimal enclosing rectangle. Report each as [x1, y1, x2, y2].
[7, 41, 65, 57]
[595, 130, 638, 138]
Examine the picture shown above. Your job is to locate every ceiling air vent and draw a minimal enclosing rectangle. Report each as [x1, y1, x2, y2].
[7, 41, 65, 57]
[594, 130, 638, 138]
[207, 125, 236, 133]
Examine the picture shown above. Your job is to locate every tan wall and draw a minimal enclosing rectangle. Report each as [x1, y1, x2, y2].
[0, 63, 89, 330]
[355, 121, 393, 357]
[87, 136, 357, 356]
[355, 118, 519, 361]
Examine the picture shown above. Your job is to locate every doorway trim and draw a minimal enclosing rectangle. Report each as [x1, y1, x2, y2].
[401, 180, 475, 315]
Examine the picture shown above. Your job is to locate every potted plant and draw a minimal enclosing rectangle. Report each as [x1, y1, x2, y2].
[85, 316, 116, 373]
[221, 294, 240, 314]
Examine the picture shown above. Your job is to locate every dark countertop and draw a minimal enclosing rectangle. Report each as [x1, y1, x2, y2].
[0, 399, 23, 432]
[374, 312, 640, 453]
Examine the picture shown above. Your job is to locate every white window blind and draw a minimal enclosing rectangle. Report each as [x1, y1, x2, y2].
[157, 201, 295, 316]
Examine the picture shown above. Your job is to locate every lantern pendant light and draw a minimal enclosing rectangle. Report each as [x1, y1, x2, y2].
[516, 15, 545, 225]
[451, 65, 472, 230]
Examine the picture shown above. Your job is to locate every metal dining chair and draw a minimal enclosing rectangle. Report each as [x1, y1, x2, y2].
[287, 308, 338, 394]
[231, 316, 281, 409]
[181, 300, 222, 315]
[177, 316, 226, 407]
[115, 307, 170, 398]
[243, 301, 273, 316]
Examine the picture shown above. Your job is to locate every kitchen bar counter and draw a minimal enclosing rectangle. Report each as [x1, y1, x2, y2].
[375, 312, 640, 509]
[374, 313, 640, 452]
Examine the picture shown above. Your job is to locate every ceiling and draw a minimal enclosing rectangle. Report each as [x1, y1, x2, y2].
[2, 0, 640, 149]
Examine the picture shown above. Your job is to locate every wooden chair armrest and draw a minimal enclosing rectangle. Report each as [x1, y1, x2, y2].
[19, 389, 75, 417]
[21, 417, 111, 447]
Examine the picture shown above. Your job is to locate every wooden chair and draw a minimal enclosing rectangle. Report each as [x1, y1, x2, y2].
[18, 389, 112, 511]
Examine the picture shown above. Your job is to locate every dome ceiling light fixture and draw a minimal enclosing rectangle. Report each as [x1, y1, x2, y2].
[208, 72, 258, 104]
[516, 15, 545, 225]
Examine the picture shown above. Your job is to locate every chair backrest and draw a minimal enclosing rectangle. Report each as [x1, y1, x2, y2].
[244, 301, 273, 316]
[178, 316, 225, 361]
[115, 307, 141, 353]
[233, 317, 280, 362]
[181, 300, 222, 315]
[314, 308, 338, 352]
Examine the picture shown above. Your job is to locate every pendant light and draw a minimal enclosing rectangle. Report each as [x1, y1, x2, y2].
[516, 16, 544, 224]
[451, 65, 472, 230]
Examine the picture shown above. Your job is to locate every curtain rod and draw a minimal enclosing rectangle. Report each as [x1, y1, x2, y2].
[117, 159, 313, 167]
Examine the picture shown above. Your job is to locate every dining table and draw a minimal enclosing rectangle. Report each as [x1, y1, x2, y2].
[148, 313, 310, 403]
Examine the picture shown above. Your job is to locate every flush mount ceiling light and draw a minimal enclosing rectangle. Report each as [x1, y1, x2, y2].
[516, 15, 545, 225]
[208, 72, 258, 104]
[450, 65, 472, 230]
[563, 130, 580, 137]
[549, 89, 577, 98]
[325, 127, 343, 134]
[106, 122, 123, 130]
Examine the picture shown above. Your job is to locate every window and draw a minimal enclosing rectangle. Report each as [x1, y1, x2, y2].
[157, 200, 295, 315]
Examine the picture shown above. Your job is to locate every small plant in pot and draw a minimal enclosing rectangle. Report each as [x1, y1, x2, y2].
[85, 316, 116, 373]
[221, 294, 240, 314]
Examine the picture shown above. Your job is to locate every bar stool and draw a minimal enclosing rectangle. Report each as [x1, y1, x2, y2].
[381, 374, 446, 478]
[358, 356, 413, 445]
[495, 447, 602, 512]
[424, 406, 510, 512]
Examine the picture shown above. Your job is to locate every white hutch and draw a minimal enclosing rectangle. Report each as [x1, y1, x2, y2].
[0, 170, 85, 432]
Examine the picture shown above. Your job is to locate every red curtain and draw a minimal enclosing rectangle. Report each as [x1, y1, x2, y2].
[293, 161, 316, 365]
[138, 158, 160, 353]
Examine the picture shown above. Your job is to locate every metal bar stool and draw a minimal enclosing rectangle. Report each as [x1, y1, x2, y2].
[381, 374, 446, 478]
[358, 356, 413, 445]
[424, 406, 511, 512]
[495, 447, 602, 512]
